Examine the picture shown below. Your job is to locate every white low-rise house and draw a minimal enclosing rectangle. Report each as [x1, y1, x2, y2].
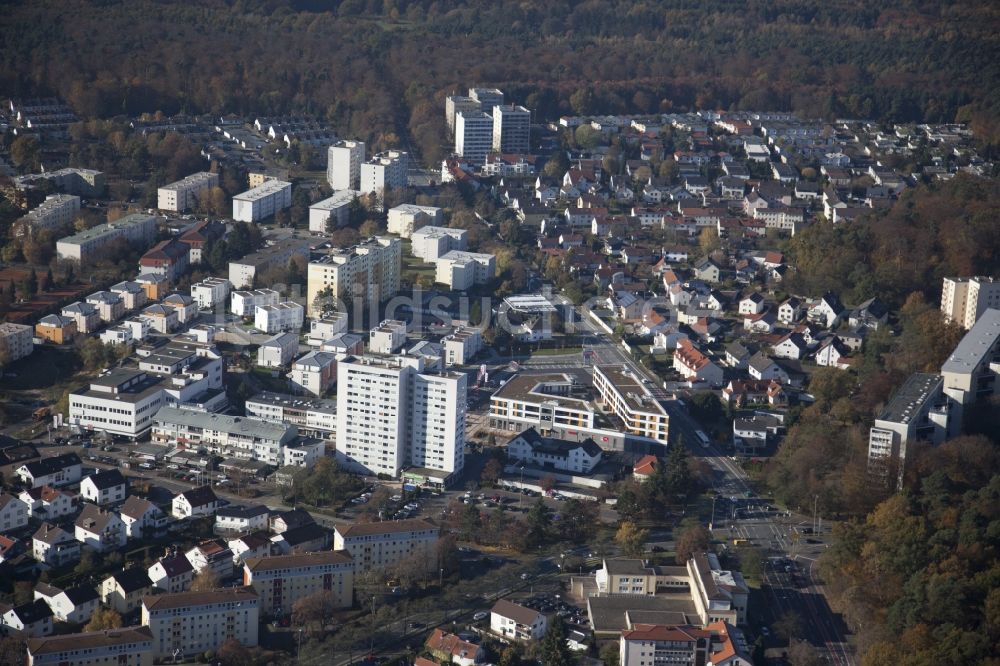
[290, 350, 337, 396]
[227, 531, 273, 567]
[110, 280, 149, 311]
[79, 469, 127, 506]
[441, 327, 482, 366]
[772, 332, 810, 360]
[255, 301, 304, 334]
[163, 293, 198, 325]
[2, 600, 53, 637]
[231, 288, 281, 317]
[815, 337, 851, 368]
[148, 553, 195, 593]
[33, 583, 99, 624]
[122, 316, 151, 342]
[185, 539, 234, 579]
[283, 440, 324, 467]
[777, 297, 802, 324]
[19, 486, 74, 521]
[490, 599, 548, 642]
[141, 587, 259, 660]
[140, 303, 179, 333]
[17, 453, 82, 488]
[257, 331, 299, 368]
[0, 493, 29, 532]
[215, 505, 271, 534]
[74, 505, 126, 552]
[86, 291, 125, 323]
[435, 250, 496, 290]
[99, 569, 154, 614]
[31, 524, 81, 569]
[190, 277, 232, 310]
[808, 292, 846, 328]
[171, 486, 220, 520]
[307, 312, 348, 345]
[120, 495, 168, 539]
[748, 353, 789, 383]
[99, 325, 134, 347]
[369, 319, 407, 354]
[738, 293, 765, 315]
[505, 428, 603, 474]
[61, 301, 101, 334]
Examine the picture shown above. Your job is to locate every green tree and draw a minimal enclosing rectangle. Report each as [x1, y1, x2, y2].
[599, 642, 621, 666]
[525, 499, 552, 549]
[480, 458, 503, 487]
[539, 615, 572, 666]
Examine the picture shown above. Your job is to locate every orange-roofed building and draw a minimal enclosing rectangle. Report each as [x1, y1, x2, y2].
[632, 454, 658, 481]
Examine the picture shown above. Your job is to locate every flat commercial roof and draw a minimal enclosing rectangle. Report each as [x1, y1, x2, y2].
[587, 594, 699, 634]
[153, 405, 294, 441]
[491, 373, 596, 411]
[310, 190, 359, 210]
[234, 179, 291, 201]
[595, 365, 668, 416]
[941, 308, 1000, 374]
[247, 391, 337, 414]
[57, 213, 155, 245]
[503, 294, 557, 313]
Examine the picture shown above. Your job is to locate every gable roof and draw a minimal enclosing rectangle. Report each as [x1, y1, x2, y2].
[748, 353, 777, 374]
[33, 523, 73, 545]
[108, 568, 153, 593]
[120, 496, 160, 520]
[62, 584, 99, 606]
[75, 504, 120, 532]
[27, 627, 153, 656]
[22, 453, 81, 478]
[84, 469, 126, 491]
[491, 599, 543, 625]
[633, 454, 658, 477]
[177, 485, 218, 508]
[154, 553, 194, 578]
[336, 518, 437, 539]
[10, 599, 53, 624]
[426, 628, 480, 659]
[276, 522, 328, 547]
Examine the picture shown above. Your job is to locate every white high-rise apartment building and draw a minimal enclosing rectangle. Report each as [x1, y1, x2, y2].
[157, 172, 219, 212]
[446, 95, 482, 133]
[306, 237, 401, 316]
[469, 88, 504, 114]
[941, 276, 1000, 329]
[492, 105, 531, 154]
[327, 140, 365, 190]
[360, 151, 408, 204]
[335, 355, 466, 478]
[232, 180, 292, 222]
[455, 111, 494, 164]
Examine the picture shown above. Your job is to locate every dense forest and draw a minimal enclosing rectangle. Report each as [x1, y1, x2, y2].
[2, 0, 1000, 165]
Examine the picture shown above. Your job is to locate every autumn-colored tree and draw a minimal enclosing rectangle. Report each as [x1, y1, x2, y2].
[190, 568, 221, 592]
[85, 606, 123, 632]
[615, 521, 649, 558]
[674, 522, 710, 564]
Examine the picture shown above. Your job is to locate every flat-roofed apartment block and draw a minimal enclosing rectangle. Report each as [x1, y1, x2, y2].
[244, 391, 337, 440]
[442, 327, 482, 366]
[309, 189, 360, 232]
[435, 250, 496, 290]
[157, 172, 219, 212]
[228, 239, 310, 289]
[56, 213, 157, 264]
[141, 587, 259, 660]
[306, 236, 400, 316]
[15, 167, 105, 196]
[387, 204, 444, 238]
[152, 405, 297, 466]
[0, 322, 33, 363]
[455, 111, 494, 164]
[940, 308, 1000, 421]
[490, 373, 597, 435]
[19, 194, 80, 235]
[360, 151, 407, 203]
[27, 626, 154, 666]
[243, 550, 354, 615]
[593, 365, 669, 443]
[941, 277, 1000, 329]
[469, 87, 504, 113]
[232, 180, 292, 222]
[445, 95, 482, 133]
[191, 277, 232, 310]
[231, 288, 281, 317]
[492, 105, 531, 154]
[369, 319, 407, 354]
[867, 372, 951, 489]
[333, 518, 439, 574]
[410, 225, 467, 261]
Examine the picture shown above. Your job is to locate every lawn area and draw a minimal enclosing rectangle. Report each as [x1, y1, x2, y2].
[250, 367, 290, 392]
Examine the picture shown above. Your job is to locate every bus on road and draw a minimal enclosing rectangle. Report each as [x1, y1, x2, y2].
[695, 430, 711, 447]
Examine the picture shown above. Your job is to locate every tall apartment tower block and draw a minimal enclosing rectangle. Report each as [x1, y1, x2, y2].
[941, 276, 1000, 329]
[455, 111, 494, 164]
[492, 105, 531, 154]
[469, 88, 504, 114]
[327, 140, 366, 190]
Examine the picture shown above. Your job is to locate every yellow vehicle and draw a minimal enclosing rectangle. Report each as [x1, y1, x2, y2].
[732, 538, 749, 546]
